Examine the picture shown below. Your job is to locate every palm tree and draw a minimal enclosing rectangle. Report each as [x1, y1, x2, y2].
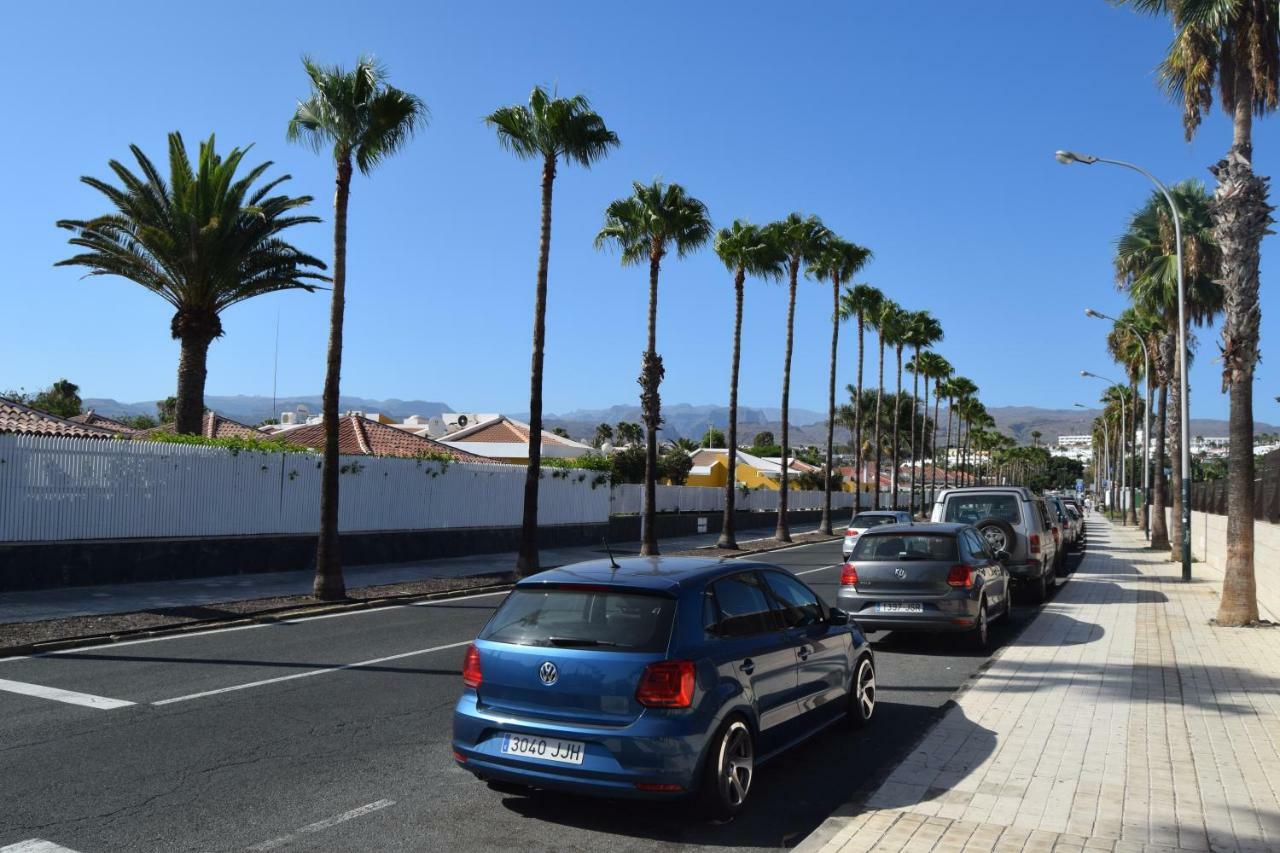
[867, 298, 904, 508]
[1031, 430, 1042, 447]
[596, 181, 712, 555]
[839, 284, 884, 515]
[764, 213, 830, 541]
[902, 311, 944, 516]
[809, 238, 873, 533]
[884, 306, 912, 508]
[1115, 180, 1222, 560]
[288, 56, 427, 600]
[940, 376, 975, 487]
[916, 352, 952, 504]
[57, 133, 326, 436]
[1107, 309, 1153, 528]
[1118, 0, 1277, 626]
[486, 86, 619, 577]
[713, 221, 785, 549]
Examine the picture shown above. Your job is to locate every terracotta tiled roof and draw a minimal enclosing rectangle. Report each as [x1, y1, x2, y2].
[281, 416, 498, 463]
[444, 416, 592, 449]
[146, 411, 267, 441]
[0, 397, 118, 439]
[70, 409, 139, 434]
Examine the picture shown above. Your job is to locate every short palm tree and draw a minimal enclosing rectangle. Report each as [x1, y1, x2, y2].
[867, 299, 905, 507]
[596, 181, 712, 555]
[809, 237, 873, 534]
[1115, 180, 1222, 561]
[486, 86, 619, 577]
[713, 220, 785, 548]
[764, 213, 830, 541]
[288, 56, 427, 600]
[57, 132, 326, 436]
[839, 283, 884, 514]
[1118, 0, 1277, 625]
[902, 311, 944, 516]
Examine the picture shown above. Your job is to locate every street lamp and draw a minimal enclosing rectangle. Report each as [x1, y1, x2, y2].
[1057, 150, 1191, 581]
[1082, 371, 1128, 525]
[1086, 308, 1151, 540]
[1075, 402, 1108, 503]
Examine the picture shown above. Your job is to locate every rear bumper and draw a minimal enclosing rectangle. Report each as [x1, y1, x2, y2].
[451, 692, 708, 798]
[838, 590, 982, 634]
[1005, 559, 1048, 580]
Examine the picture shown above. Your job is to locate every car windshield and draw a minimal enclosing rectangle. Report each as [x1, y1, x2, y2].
[480, 588, 675, 652]
[850, 514, 899, 530]
[851, 533, 958, 561]
[942, 494, 1021, 526]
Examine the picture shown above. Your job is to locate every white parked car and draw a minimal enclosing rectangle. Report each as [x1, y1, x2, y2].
[843, 510, 914, 560]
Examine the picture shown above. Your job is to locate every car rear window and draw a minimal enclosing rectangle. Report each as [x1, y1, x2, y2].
[851, 533, 958, 561]
[850, 514, 899, 530]
[942, 494, 1021, 526]
[480, 588, 675, 652]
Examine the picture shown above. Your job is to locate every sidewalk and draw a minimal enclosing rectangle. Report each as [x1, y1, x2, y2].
[0, 524, 797, 624]
[799, 518, 1280, 853]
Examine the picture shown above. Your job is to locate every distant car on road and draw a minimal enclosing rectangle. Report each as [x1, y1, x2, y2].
[837, 523, 1010, 649]
[930, 487, 1058, 602]
[843, 510, 914, 559]
[452, 556, 876, 819]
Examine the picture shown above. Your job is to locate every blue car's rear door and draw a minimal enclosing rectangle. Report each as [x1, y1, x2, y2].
[761, 571, 851, 723]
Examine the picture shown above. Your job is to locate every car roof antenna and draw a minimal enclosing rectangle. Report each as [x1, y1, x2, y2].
[603, 537, 620, 569]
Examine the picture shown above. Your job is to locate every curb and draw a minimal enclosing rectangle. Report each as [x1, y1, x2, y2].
[0, 580, 515, 660]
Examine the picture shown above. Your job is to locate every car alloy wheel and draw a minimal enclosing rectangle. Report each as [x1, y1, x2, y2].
[850, 656, 876, 726]
[717, 720, 754, 810]
[970, 601, 989, 650]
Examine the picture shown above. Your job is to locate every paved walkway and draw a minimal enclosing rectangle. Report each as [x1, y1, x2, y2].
[0, 524, 799, 624]
[798, 518, 1280, 853]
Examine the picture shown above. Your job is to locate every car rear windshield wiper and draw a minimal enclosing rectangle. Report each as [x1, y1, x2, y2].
[546, 636, 620, 648]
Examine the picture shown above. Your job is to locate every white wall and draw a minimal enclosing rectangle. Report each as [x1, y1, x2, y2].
[609, 484, 857, 516]
[1163, 507, 1280, 622]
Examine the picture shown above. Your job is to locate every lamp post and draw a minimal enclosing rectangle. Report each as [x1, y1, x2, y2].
[1057, 150, 1190, 580]
[1086, 308, 1151, 538]
[1081, 373, 1127, 523]
[1075, 402, 1109, 510]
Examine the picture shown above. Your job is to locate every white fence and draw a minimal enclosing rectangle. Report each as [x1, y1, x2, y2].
[0, 434, 610, 542]
[610, 484, 856, 516]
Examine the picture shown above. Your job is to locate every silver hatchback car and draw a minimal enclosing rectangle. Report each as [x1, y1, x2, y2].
[837, 523, 1010, 649]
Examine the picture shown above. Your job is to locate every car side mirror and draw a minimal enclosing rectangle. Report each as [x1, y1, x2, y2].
[828, 607, 850, 625]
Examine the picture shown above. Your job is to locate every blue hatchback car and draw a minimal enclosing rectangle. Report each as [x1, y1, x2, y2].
[452, 556, 876, 818]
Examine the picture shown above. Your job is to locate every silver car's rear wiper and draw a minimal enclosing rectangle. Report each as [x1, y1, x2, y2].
[546, 636, 620, 647]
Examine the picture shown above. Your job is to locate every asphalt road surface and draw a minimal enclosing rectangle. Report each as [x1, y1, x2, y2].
[0, 534, 1083, 853]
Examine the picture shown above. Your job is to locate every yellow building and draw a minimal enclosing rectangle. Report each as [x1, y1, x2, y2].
[685, 448, 828, 491]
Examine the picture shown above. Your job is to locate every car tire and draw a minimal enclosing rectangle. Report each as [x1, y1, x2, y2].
[847, 655, 876, 727]
[975, 518, 1017, 554]
[1030, 571, 1049, 604]
[968, 600, 990, 650]
[699, 717, 755, 821]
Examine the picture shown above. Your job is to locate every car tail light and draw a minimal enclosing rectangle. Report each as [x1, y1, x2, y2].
[452, 750, 467, 763]
[841, 563, 859, 586]
[461, 643, 482, 688]
[845, 529, 859, 537]
[947, 564, 974, 588]
[636, 660, 695, 708]
[1029, 534, 1041, 555]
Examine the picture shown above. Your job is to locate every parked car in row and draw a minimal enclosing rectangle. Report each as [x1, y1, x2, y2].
[453, 557, 876, 819]
[1043, 494, 1080, 556]
[836, 522, 1011, 649]
[842, 510, 914, 559]
[930, 487, 1058, 602]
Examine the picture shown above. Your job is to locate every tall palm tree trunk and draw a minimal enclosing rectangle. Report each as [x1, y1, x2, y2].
[315, 158, 352, 601]
[640, 240, 664, 557]
[930, 391, 941, 503]
[1151, 380, 1170, 550]
[173, 320, 214, 435]
[820, 274, 841, 534]
[891, 346, 903, 509]
[853, 315, 865, 516]
[1126, 378, 1139, 526]
[516, 156, 557, 577]
[908, 347, 921, 516]
[776, 257, 800, 542]
[718, 266, 746, 549]
[943, 400, 953, 488]
[1167, 330, 1185, 560]
[872, 336, 885, 510]
[1212, 94, 1265, 626]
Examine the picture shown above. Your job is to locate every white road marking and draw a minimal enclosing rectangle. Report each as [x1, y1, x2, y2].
[247, 799, 395, 851]
[0, 678, 134, 710]
[795, 564, 842, 576]
[152, 640, 471, 706]
[0, 839, 86, 852]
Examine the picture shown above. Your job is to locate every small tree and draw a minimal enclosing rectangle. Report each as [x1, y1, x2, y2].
[156, 396, 178, 424]
[31, 379, 83, 419]
[593, 423, 614, 448]
[660, 446, 693, 485]
[700, 427, 726, 448]
[752, 430, 775, 448]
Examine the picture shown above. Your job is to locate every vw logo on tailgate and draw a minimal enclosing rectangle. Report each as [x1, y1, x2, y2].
[538, 661, 558, 686]
[894, 567, 907, 579]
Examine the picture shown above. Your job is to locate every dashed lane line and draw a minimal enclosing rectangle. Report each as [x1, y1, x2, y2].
[0, 840, 85, 852]
[0, 678, 134, 711]
[247, 799, 395, 851]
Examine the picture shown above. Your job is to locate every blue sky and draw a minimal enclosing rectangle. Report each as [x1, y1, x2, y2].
[2, 2, 1276, 425]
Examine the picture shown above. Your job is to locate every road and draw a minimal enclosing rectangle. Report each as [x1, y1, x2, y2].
[0, 537, 1081, 853]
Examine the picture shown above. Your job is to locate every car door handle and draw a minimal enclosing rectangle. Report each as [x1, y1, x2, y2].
[740, 658, 755, 675]
[797, 645, 811, 661]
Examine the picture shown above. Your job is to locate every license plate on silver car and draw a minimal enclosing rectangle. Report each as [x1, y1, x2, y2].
[500, 733, 585, 765]
[876, 602, 923, 614]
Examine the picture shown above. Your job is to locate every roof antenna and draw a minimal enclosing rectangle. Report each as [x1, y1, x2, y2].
[603, 537, 620, 569]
